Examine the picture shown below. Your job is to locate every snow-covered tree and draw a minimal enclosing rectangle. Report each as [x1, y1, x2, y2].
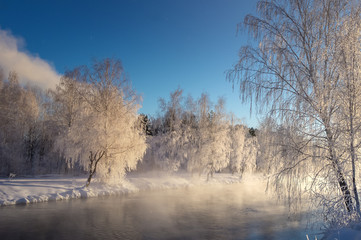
[186, 94, 231, 178]
[0, 71, 42, 175]
[335, 7, 361, 216]
[229, 124, 257, 175]
[228, 114, 259, 176]
[186, 93, 212, 175]
[147, 89, 188, 172]
[205, 98, 230, 180]
[49, 68, 87, 174]
[55, 59, 147, 186]
[49, 68, 85, 129]
[229, 123, 246, 174]
[228, 0, 361, 219]
[22, 88, 41, 172]
[145, 91, 233, 177]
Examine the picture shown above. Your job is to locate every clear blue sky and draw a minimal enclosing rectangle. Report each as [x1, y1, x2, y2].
[0, 0, 261, 127]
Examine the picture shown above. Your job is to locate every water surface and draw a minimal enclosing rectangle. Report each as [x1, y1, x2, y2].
[0, 183, 318, 239]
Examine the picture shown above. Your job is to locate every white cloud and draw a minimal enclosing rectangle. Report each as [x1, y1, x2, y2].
[0, 29, 61, 90]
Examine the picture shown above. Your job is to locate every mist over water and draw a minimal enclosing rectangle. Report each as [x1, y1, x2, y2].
[0, 181, 319, 240]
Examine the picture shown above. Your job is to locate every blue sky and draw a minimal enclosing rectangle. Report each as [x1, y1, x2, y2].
[0, 0, 261, 127]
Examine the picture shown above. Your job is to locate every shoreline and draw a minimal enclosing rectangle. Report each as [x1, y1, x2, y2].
[0, 173, 249, 207]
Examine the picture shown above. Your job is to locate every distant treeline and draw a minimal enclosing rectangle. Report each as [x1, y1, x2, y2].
[0, 59, 262, 183]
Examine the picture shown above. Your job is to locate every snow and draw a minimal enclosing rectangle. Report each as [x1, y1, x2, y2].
[324, 227, 361, 240]
[0, 173, 247, 207]
[3, 173, 361, 239]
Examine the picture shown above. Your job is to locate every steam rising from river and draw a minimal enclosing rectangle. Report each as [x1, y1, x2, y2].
[0, 28, 60, 90]
[0, 176, 315, 239]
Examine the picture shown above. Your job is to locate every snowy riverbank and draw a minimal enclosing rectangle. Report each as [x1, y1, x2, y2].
[4, 173, 361, 239]
[0, 173, 250, 206]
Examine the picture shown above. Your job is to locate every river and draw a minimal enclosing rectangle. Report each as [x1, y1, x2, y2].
[0, 183, 320, 239]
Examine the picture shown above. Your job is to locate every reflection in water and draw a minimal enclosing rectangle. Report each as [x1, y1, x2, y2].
[0, 183, 318, 240]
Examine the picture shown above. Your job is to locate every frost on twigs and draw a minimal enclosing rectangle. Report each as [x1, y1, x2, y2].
[53, 58, 147, 186]
[142, 89, 258, 179]
[228, 0, 361, 228]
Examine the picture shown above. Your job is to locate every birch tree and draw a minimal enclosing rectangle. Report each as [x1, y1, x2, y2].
[0, 71, 41, 175]
[205, 98, 230, 180]
[229, 119, 258, 176]
[49, 68, 86, 173]
[228, 0, 360, 218]
[186, 94, 231, 178]
[229, 119, 246, 174]
[56, 59, 147, 186]
[186, 93, 212, 175]
[336, 6, 361, 216]
[49, 68, 85, 129]
[149, 89, 188, 172]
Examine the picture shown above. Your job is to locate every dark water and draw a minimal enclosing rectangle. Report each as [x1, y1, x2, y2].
[0, 184, 319, 240]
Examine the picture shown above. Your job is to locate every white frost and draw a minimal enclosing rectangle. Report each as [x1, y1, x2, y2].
[0, 173, 251, 207]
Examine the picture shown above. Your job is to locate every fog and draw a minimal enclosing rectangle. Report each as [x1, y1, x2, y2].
[0, 28, 60, 90]
[0, 177, 317, 240]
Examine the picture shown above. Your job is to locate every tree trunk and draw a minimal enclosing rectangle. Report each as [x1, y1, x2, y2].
[326, 128, 353, 213]
[85, 150, 105, 187]
[336, 166, 353, 212]
[330, 151, 354, 213]
[85, 172, 95, 187]
[347, 97, 361, 215]
[350, 124, 360, 216]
